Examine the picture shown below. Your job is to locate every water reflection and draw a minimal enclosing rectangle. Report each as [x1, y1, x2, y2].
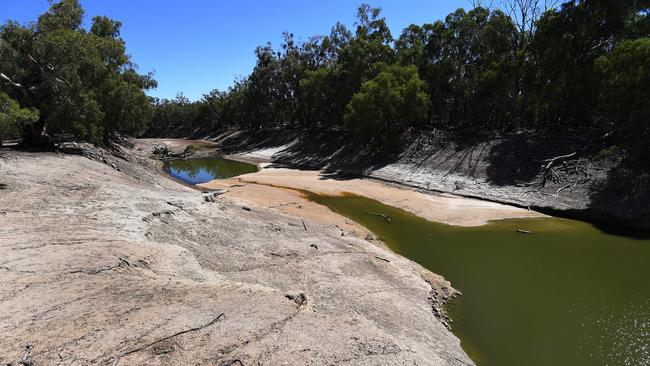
[163, 157, 258, 184]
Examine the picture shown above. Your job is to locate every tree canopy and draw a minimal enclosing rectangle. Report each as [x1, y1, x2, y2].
[0, 0, 155, 145]
[148, 1, 649, 160]
[3, 0, 648, 162]
[344, 64, 429, 148]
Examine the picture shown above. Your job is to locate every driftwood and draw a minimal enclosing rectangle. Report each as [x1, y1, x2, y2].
[301, 219, 307, 231]
[539, 152, 576, 188]
[542, 152, 577, 167]
[516, 229, 533, 234]
[366, 212, 392, 223]
[516, 152, 591, 197]
[554, 184, 571, 197]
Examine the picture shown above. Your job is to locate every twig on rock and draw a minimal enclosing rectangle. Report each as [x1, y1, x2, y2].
[112, 313, 225, 365]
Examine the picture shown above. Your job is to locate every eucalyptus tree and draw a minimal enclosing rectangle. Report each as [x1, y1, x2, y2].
[143, 0, 650, 160]
[597, 38, 650, 159]
[339, 4, 394, 92]
[526, 0, 649, 128]
[344, 64, 430, 148]
[0, 91, 38, 143]
[0, 0, 155, 145]
[298, 23, 352, 129]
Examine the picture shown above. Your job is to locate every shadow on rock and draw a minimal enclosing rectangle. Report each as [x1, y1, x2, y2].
[484, 131, 601, 187]
[215, 128, 401, 175]
[587, 159, 650, 238]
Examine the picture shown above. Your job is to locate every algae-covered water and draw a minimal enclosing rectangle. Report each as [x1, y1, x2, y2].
[163, 157, 258, 184]
[306, 192, 650, 366]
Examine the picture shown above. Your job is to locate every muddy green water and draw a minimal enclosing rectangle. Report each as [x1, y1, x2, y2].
[163, 157, 258, 185]
[306, 193, 650, 366]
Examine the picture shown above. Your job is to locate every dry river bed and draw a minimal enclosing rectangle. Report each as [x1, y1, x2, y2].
[0, 138, 543, 365]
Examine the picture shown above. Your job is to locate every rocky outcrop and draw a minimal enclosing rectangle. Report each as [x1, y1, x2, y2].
[0, 143, 473, 365]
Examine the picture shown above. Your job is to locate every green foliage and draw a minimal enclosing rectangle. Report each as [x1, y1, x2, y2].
[0, 0, 155, 145]
[146, 1, 649, 160]
[149, 94, 198, 133]
[299, 66, 346, 128]
[597, 38, 650, 158]
[344, 64, 429, 148]
[419, 7, 519, 127]
[37, 0, 84, 32]
[526, 0, 649, 127]
[90, 15, 122, 38]
[0, 92, 39, 140]
[98, 76, 154, 137]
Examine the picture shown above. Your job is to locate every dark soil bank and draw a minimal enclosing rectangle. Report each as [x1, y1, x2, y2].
[145, 127, 650, 232]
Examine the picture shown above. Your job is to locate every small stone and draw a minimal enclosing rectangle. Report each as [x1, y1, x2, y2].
[285, 292, 308, 307]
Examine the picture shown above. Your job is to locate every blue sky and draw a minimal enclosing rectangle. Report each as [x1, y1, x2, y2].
[1, 1, 468, 100]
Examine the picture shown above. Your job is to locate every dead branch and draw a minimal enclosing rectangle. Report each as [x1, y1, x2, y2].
[516, 151, 592, 195]
[55, 76, 72, 88]
[537, 152, 577, 188]
[554, 183, 571, 197]
[0, 72, 23, 88]
[113, 313, 225, 364]
[541, 152, 577, 168]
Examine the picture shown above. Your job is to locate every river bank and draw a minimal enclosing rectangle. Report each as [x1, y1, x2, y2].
[143, 138, 544, 228]
[0, 140, 475, 365]
[144, 138, 650, 366]
[146, 128, 650, 231]
[200, 168, 544, 227]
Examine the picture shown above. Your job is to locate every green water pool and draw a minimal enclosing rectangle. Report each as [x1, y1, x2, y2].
[306, 192, 650, 366]
[163, 157, 258, 185]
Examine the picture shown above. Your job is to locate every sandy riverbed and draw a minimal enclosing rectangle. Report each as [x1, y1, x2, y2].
[152, 136, 546, 245]
[200, 167, 545, 228]
[142, 137, 545, 228]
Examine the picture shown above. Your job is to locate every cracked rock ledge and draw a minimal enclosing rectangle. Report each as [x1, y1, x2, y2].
[0, 141, 474, 366]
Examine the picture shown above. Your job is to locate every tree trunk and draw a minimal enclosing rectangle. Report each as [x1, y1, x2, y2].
[21, 118, 50, 147]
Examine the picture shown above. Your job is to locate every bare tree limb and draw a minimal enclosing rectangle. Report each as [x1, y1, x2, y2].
[1, 72, 23, 88]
